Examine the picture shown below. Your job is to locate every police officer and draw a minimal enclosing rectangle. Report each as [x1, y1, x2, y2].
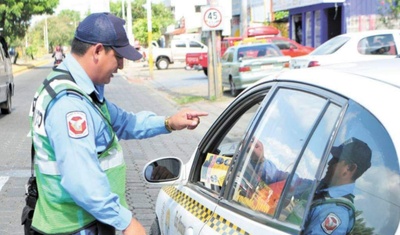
[303, 137, 372, 234]
[29, 12, 208, 235]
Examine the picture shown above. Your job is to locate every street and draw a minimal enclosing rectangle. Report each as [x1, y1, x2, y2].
[0, 61, 232, 234]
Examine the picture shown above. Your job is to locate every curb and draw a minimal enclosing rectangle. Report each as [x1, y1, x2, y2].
[12, 59, 52, 75]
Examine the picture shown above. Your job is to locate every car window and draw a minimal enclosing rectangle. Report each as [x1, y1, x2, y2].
[273, 40, 294, 50]
[192, 87, 269, 196]
[357, 34, 397, 55]
[199, 94, 265, 193]
[313, 100, 399, 235]
[189, 41, 203, 48]
[228, 88, 337, 218]
[238, 44, 282, 60]
[174, 41, 186, 48]
[311, 36, 350, 55]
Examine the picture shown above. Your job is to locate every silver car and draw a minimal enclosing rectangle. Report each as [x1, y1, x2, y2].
[221, 43, 290, 96]
[0, 36, 14, 114]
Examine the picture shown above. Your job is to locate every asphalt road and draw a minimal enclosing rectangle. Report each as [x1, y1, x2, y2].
[0, 60, 232, 234]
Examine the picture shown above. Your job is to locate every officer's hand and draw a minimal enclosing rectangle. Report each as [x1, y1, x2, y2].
[123, 218, 146, 235]
[152, 166, 175, 180]
[168, 109, 208, 131]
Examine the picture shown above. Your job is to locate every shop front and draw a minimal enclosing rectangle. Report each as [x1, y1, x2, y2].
[273, 0, 382, 47]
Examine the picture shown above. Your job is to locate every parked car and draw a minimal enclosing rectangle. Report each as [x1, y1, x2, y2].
[186, 36, 311, 77]
[0, 36, 14, 114]
[290, 29, 400, 69]
[143, 58, 400, 235]
[221, 43, 290, 96]
[150, 39, 207, 70]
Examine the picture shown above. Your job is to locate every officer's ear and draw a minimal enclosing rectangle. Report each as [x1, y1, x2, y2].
[348, 163, 357, 172]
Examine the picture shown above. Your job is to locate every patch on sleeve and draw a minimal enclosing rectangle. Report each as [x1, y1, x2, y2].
[67, 111, 88, 138]
[321, 212, 341, 234]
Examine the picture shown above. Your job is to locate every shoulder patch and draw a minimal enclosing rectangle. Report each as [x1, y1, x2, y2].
[321, 212, 341, 234]
[67, 111, 88, 138]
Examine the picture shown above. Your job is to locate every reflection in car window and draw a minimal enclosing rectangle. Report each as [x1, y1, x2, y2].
[230, 88, 332, 217]
[321, 100, 400, 235]
[198, 91, 266, 193]
[311, 36, 350, 55]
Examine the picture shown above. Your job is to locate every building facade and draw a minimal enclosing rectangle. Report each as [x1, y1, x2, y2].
[273, 0, 397, 47]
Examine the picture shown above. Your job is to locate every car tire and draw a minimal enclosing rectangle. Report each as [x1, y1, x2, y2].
[156, 58, 169, 70]
[149, 217, 161, 235]
[1, 89, 12, 114]
[229, 78, 238, 97]
[203, 67, 208, 76]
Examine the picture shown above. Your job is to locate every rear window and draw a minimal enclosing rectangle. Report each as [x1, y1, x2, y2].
[311, 36, 350, 55]
[237, 44, 282, 60]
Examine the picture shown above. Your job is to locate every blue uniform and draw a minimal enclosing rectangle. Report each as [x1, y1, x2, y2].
[45, 55, 169, 230]
[303, 184, 355, 235]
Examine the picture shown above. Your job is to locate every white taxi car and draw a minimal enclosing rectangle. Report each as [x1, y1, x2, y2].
[143, 58, 400, 235]
[290, 30, 400, 69]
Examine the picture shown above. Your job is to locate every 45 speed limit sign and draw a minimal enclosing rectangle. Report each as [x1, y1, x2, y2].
[202, 6, 224, 31]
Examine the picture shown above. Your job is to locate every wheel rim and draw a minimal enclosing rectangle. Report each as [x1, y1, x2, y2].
[159, 60, 168, 69]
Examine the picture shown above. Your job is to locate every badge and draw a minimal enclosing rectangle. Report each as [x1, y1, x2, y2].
[67, 111, 88, 138]
[321, 212, 341, 234]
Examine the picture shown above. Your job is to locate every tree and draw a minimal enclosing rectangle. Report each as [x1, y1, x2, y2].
[0, 0, 59, 45]
[26, 10, 81, 59]
[110, 0, 174, 47]
[379, 0, 400, 28]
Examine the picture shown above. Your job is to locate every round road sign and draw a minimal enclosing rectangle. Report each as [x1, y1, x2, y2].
[203, 7, 222, 29]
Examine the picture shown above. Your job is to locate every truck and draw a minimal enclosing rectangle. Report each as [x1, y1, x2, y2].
[150, 39, 208, 70]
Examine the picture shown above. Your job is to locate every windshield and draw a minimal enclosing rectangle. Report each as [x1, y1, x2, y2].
[311, 36, 350, 55]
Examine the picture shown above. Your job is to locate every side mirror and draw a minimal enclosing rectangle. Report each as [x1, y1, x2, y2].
[143, 157, 182, 183]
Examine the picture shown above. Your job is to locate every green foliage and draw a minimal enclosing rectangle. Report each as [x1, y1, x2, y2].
[0, 0, 59, 45]
[25, 45, 38, 59]
[110, 0, 174, 47]
[27, 10, 81, 58]
[379, 0, 400, 28]
[274, 11, 289, 21]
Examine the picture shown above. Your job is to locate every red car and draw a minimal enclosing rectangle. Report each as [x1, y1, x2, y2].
[242, 36, 314, 57]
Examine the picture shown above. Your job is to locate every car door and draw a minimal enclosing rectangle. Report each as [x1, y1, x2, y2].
[199, 81, 400, 234]
[172, 40, 188, 61]
[0, 46, 7, 103]
[221, 48, 235, 87]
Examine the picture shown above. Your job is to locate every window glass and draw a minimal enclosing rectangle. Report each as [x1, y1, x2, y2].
[199, 93, 266, 192]
[313, 100, 399, 235]
[189, 41, 202, 48]
[230, 88, 330, 216]
[311, 36, 350, 55]
[279, 103, 342, 225]
[174, 41, 186, 48]
[358, 34, 397, 55]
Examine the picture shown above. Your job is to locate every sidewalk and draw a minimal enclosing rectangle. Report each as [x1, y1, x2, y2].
[12, 56, 52, 75]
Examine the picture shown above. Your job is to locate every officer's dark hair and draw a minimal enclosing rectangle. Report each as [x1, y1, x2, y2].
[71, 38, 113, 56]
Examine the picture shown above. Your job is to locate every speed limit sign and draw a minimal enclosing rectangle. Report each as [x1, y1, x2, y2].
[202, 6, 224, 31]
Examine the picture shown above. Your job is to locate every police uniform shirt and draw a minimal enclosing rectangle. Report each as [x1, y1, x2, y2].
[45, 54, 169, 230]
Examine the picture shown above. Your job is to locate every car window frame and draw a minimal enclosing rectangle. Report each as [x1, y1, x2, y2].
[217, 81, 348, 232]
[186, 82, 275, 202]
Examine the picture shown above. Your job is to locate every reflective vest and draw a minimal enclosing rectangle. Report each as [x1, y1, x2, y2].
[29, 70, 127, 234]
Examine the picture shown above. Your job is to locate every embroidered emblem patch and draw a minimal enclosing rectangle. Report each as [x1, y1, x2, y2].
[321, 212, 341, 234]
[67, 112, 88, 138]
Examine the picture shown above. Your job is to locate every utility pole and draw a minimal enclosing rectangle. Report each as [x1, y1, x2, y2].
[241, 0, 248, 38]
[44, 16, 49, 53]
[146, 0, 154, 79]
[122, 0, 125, 20]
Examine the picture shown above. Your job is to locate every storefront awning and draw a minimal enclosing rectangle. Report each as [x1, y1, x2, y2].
[273, 0, 345, 11]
